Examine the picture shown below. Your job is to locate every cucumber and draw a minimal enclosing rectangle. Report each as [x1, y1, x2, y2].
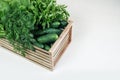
[60, 21, 68, 28]
[39, 28, 62, 35]
[51, 22, 60, 28]
[37, 33, 58, 44]
[44, 44, 50, 51]
[33, 42, 44, 48]
[33, 30, 42, 36]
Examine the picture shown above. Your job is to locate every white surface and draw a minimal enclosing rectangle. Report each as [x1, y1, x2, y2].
[0, 0, 120, 80]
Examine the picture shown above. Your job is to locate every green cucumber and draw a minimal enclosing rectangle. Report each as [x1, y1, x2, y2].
[37, 33, 58, 44]
[33, 42, 44, 49]
[39, 28, 62, 35]
[51, 22, 60, 28]
[44, 44, 50, 51]
[33, 30, 42, 36]
[60, 20, 68, 28]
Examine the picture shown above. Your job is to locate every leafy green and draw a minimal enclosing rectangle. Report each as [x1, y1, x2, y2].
[0, 0, 70, 56]
[0, 24, 6, 38]
[0, 0, 35, 56]
[0, 1, 9, 24]
[30, 0, 69, 29]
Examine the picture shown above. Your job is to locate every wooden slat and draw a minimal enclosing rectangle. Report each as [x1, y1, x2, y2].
[53, 35, 69, 59]
[54, 38, 70, 66]
[0, 39, 50, 56]
[53, 34, 69, 58]
[34, 46, 50, 55]
[0, 42, 52, 67]
[50, 25, 72, 54]
[0, 44, 52, 68]
[1, 43, 52, 70]
[53, 25, 72, 66]
[54, 36, 71, 66]
[0, 40, 50, 59]
[27, 50, 51, 63]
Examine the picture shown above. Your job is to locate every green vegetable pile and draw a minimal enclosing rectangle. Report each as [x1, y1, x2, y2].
[0, 0, 69, 56]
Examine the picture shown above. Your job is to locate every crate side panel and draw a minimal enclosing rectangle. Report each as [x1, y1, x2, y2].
[53, 25, 72, 66]
[0, 39, 53, 70]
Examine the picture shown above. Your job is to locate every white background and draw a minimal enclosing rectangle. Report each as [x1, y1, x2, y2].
[0, 0, 120, 80]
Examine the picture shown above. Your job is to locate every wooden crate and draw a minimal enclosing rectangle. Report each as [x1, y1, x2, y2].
[0, 21, 72, 71]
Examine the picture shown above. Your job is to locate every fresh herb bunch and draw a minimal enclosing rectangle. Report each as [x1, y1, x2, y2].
[30, 0, 69, 29]
[0, 0, 70, 56]
[0, 0, 36, 56]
